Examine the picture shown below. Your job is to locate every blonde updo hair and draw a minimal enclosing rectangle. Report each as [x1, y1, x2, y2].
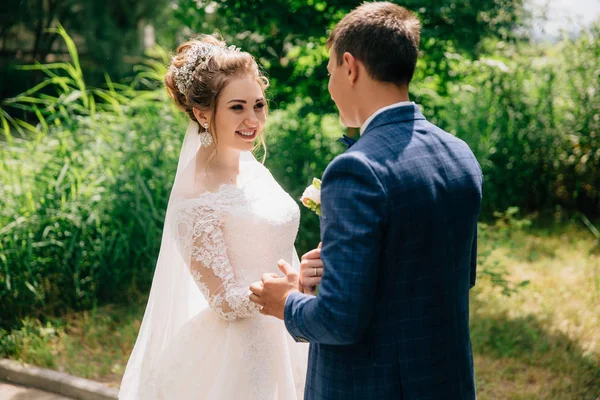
[165, 34, 269, 161]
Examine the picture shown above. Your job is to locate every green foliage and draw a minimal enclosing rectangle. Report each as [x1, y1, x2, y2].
[419, 26, 600, 217]
[2, 1, 171, 100]
[264, 100, 344, 253]
[0, 317, 61, 367]
[0, 32, 184, 327]
[0, 302, 146, 379]
[169, 0, 529, 109]
[0, 108, 183, 327]
[476, 207, 531, 296]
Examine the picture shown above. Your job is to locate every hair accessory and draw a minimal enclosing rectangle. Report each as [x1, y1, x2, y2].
[173, 43, 241, 96]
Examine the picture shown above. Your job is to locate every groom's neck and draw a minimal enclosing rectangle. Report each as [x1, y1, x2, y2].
[355, 82, 410, 127]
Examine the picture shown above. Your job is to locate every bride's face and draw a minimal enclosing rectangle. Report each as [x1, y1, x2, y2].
[213, 75, 267, 152]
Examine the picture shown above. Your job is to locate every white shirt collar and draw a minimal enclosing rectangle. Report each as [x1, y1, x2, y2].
[360, 101, 414, 136]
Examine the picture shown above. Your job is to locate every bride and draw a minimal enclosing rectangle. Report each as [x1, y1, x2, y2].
[118, 35, 308, 399]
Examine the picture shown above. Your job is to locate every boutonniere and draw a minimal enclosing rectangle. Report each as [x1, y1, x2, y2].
[301, 178, 322, 216]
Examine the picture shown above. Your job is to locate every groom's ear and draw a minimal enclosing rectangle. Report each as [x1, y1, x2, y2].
[342, 52, 359, 86]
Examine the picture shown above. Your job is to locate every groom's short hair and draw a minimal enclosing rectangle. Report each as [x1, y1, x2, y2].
[327, 2, 421, 86]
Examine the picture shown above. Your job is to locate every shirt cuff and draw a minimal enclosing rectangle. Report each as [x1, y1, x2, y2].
[284, 290, 305, 341]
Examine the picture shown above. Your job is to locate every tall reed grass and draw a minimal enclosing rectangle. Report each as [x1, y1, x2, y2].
[0, 25, 184, 327]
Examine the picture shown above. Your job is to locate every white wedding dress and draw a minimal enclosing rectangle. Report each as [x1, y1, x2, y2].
[118, 122, 308, 400]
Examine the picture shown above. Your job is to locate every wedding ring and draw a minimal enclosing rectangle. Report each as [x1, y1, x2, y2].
[313, 267, 318, 277]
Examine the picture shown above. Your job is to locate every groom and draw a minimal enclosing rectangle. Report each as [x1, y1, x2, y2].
[250, 2, 482, 399]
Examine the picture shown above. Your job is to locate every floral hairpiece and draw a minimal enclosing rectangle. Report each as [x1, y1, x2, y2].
[173, 43, 241, 96]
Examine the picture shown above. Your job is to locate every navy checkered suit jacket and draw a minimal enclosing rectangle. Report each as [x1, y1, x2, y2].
[285, 104, 482, 399]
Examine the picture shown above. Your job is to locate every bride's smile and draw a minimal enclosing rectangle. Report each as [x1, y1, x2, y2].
[210, 76, 267, 152]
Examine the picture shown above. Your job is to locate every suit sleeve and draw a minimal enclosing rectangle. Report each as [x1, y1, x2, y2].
[470, 166, 483, 289]
[284, 152, 386, 344]
[469, 226, 477, 289]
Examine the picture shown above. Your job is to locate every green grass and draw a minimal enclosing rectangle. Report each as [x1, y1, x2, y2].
[2, 221, 599, 398]
[0, 300, 145, 387]
[471, 222, 600, 399]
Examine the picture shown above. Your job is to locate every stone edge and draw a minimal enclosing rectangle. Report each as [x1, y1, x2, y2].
[0, 358, 118, 400]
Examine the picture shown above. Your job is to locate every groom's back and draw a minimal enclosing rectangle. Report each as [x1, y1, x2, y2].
[363, 106, 482, 332]
[316, 104, 482, 399]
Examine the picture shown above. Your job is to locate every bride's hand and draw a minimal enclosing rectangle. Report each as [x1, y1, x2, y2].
[300, 242, 323, 295]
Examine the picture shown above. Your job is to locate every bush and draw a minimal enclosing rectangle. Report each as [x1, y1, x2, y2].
[0, 102, 187, 326]
[264, 100, 344, 254]
[417, 26, 600, 217]
[0, 27, 185, 327]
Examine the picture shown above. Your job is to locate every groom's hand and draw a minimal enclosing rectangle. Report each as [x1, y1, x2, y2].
[300, 242, 323, 296]
[248, 260, 300, 320]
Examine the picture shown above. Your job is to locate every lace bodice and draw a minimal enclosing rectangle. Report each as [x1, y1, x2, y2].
[173, 162, 300, 321]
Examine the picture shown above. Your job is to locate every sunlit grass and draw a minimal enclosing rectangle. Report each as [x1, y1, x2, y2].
[471, 222, 600, 400]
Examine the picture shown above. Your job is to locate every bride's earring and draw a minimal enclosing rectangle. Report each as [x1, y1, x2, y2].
[199, 123, 213, 148]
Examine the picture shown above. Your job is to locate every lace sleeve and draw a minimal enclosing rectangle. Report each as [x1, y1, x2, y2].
[176, 203, 260, 321]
